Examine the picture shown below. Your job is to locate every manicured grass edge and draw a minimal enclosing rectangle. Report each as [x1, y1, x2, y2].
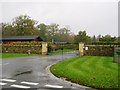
[48, 49, 74, 55]
[0, 53, 39, 58]
[50, 56, 119, 89]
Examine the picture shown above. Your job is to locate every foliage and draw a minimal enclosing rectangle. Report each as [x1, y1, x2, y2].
[46, 24, 73, 42]
[2, 15, 74, 43]
[2, 15, 40, 36]
[50, 56, 119, 88]
[2, 23, 17, 36]
[1, 14, 119, 44]
[99, 35, 116, 43]
[2, 42, 42, 54]
[37, 23, 47, 41]
[91, 34, 119, 44]
[92, 35, 97, 43]
[58, 27, 74, 42]
[46, 23, 59, 42]
[84, 45, 114, 56]
[74, 31, 91, 44]
[117, 36, 120, 43]
[4, 41, 42, 45]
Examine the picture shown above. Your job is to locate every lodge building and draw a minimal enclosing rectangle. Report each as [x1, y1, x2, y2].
[0, 35, 43, 44]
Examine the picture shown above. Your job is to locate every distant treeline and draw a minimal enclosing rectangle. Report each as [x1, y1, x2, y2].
[1, 14, 120, 44]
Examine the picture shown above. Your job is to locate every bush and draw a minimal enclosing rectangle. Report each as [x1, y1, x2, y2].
[2, 42, 42, 54]
[84, 45, 114, 56]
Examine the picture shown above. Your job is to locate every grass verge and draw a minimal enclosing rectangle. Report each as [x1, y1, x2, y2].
[0, 53, 38, 58]
[48, 49, 74, 55]
[50, 56, 119, 89]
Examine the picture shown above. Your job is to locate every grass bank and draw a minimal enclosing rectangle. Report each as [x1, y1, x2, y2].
[0, 53, 38, 58]
[50, 56, 119, 89]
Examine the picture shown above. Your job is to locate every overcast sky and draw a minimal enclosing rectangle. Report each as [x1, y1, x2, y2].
[1, 0, 119, 36]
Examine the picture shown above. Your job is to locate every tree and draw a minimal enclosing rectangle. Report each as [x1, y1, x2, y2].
[12, 15, 40, 35]
[37, 23, 47, 41]
[92, 35, 97, 43]
[59, 27, 73, 42]
[1, 15, 74, 42]
[46, 23, 59, 42]
[96, 34, 101, 42]
[99, 35, 116, 43]
[117, 36, 120, 43]
[74, 31, 91, 43]
[45, 24, 74, 43]
[2, 23, 18, 36]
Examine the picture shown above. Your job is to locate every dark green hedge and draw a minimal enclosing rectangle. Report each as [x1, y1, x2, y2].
[84, 45, 114, 56]
[2, 44, 42, 54]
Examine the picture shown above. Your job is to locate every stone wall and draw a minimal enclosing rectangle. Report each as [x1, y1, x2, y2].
[79, 43, 119, 56]
[2, 44, 42, 54]
[84, 45, 115, 56]
[1, 42, 48, 55]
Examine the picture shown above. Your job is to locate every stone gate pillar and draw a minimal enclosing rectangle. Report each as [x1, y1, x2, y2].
[114, 47, 120, 64]
[42, 42, 48, 55]
[79, 42, 84, 56]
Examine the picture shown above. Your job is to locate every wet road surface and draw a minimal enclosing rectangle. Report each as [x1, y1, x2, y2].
[0, 51, 95, 90]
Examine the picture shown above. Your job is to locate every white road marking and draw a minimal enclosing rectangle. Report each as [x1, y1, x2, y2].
[0, 82, 7, 85]
[11, 84, 31, 89]
[0, 79, 16, 82]
[45, 84, 63, 88]
[0, 63, 9, 66]
[3, 63, 9, 65]
[21, 81, 39, 85]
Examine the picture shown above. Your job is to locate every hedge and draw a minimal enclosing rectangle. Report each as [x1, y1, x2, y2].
[84, 45, 115, 56]
[1, 42, 42, 54]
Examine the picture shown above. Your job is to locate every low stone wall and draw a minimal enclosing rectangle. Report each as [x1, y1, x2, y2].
[84, 45, 115, 56]
[79, 43, 120, 56]
[1, 42, 48, 55]
[2, 44, 42, 54]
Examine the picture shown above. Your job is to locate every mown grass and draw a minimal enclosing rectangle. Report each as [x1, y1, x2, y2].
[50, 56, 119, 89]
[48, 49, 73, 55]
[0, 53, 38, 58]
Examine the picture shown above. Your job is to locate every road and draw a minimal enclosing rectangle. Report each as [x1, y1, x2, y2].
[0, 51, 95, 90]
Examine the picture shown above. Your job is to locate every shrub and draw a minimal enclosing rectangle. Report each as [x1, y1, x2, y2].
[84, 45, 114, 56]
[2, 42, 42, 54]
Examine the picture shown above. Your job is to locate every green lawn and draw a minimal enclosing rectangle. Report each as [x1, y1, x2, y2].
[48, 49, 74, 55]
[0, 53, 38, 58]
[50, 56, 119, 89]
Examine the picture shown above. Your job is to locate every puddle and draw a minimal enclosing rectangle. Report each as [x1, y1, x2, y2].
[13, 66, 33, 76]
[14, 70, 32, 76]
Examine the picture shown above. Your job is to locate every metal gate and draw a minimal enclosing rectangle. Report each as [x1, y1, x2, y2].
[48, 42, 79, 56]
